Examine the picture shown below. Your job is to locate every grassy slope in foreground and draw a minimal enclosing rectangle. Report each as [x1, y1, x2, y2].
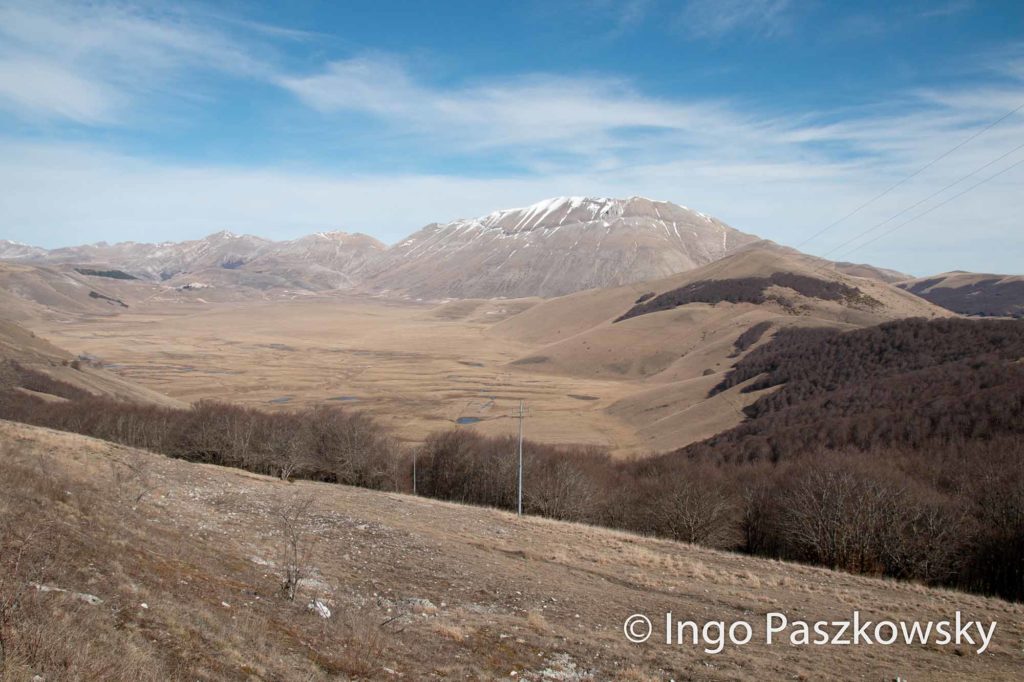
[1, 420, 1021, 681]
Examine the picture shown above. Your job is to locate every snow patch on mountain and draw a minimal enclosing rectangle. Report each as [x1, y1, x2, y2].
[359, 196, 761, 299]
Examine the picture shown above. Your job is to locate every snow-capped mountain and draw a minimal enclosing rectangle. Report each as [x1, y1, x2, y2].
[359, 196, 761, 299]
[1, 197, 761, 298]
[0, 240, 48, 260]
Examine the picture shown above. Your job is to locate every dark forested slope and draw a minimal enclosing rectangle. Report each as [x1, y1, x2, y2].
[674, 318, 1024, 463]
[637, 318, 1024, 599]
[614, 272, 879, 322]
[898, 274, 1024, 318]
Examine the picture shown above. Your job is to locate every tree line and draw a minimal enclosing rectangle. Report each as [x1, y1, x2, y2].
[1, 317, 1021, 601]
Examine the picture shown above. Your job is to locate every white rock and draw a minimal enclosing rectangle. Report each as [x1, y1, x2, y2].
[31, 583, 102, 605]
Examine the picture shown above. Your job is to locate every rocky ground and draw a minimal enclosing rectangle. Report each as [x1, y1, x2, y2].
[1, 420, 1021, 680]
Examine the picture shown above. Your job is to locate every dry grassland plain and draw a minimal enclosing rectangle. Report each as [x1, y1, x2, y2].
[30, 295, 672, 455]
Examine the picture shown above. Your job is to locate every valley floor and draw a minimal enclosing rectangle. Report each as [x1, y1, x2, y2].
[1, 420, 1021, 680]
[29, 296, 651, 454]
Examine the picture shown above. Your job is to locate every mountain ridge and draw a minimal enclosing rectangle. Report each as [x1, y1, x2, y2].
[2, 196, 762, 298]
[358, 196, 762, 298]
[0, 196, 956, 302]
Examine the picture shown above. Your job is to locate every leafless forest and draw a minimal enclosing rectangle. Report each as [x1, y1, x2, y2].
[3, 318, 1021, 602]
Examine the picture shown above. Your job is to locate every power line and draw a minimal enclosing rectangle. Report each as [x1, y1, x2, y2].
[835, 157, 1024, 260]
[795, 101, 1024, 249]
[818, 140, 1024, 260]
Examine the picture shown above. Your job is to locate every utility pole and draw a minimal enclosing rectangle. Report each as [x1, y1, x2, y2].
[412, 450, 417, 495]
[511, 400, 527, 516]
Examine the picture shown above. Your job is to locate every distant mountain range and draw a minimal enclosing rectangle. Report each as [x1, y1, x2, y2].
[0, 230, 386, 291]
[2, 195, 1017, 314]
[1, 196, 763, 298]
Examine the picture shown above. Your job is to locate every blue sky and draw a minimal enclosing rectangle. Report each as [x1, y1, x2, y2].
[0, 0, 1022, 275]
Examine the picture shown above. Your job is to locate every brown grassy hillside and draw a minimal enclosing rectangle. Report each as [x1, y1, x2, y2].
[490, 246, 950, 451]
[897, 271, 1024, 318]
[1, 420, 1021, 680]
[0, 319, 183, 409]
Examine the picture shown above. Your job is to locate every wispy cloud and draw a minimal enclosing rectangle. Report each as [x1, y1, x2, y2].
[0, 57, 123, 123]
[277, 51, 1024, 190]
[918, 0, 974, 19]
[4, 64, 1023, 275]
[278, 55, 784, 170]
[674, 0, 797, 40]
[0, 0, 276, 123]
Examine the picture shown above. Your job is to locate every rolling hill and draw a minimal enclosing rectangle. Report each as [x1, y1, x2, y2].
[490, 244, 950, 452]
[0, 230, 387, 293]
[0, 317, 184, 408]
[2, 420, 1020, 680]
[0, 260, 156, 321]
[897, 271, 1024, 318]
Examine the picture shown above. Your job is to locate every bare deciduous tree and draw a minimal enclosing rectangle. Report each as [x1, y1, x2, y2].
[272, 496, 316, 601]
[778, 461, 900, 573]
[647, 478, 735, 546]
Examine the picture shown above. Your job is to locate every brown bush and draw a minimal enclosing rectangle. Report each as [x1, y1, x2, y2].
[638, 475, 735, 546]
[272, 496, 316, 601]
[0, 391, 400, 492]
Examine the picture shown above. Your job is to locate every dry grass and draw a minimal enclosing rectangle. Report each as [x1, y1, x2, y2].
[30, 296, 648, 454]
[23, 278, 941, 459]
[21, 292, 781, 456]
[526, 609, 549, 632]
[1, 420, 1022, 680]
[431, 621, 469, 641]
